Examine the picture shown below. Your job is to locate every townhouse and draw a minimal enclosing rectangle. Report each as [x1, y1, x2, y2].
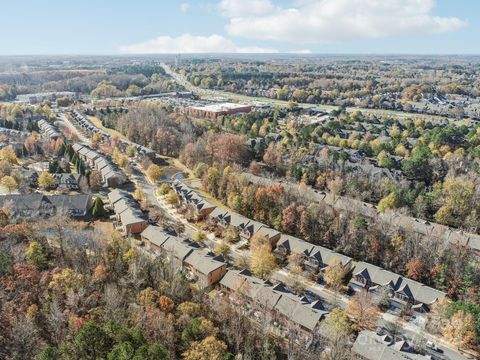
[350, 261, 446, 312]
[37, 119, 62, 140]
[140, 225, 227, 289]
[172, 181, 216, 220]
[108, 189, 148, 235]
[52, 173, 81, 191]
[72, 143, 126, 188]
[274, 234, 353, 275]
[352, 330, 432, 360]
[70, 110, 155, 160]
[0, 193, 93, 220]
[173, 177, 448, 314]
[220, 269, 329, 343]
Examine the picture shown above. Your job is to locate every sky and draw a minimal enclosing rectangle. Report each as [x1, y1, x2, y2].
[0, 0, 478, 55]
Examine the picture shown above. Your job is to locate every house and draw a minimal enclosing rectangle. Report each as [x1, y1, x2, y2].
[52, 173, 82, 190]
[37, 119, 62, 140]
[108, 189, 148, 235]
[350, 261, 446, 312]
[48, 194, 93, 217]
[220, 269, 329, 341]
[72, 144, 126, 188]
[253, 226, 281, 247]
[274, 235, 352, 275]
[173, 181, 216, 219]
[183, 250, 227, 289]
[0, 194, 93, 220]
[141, 224, 171, 251]
[305, 245, 353, 274]
[140, 225, 227, 289]
[352, 330, 432, 360]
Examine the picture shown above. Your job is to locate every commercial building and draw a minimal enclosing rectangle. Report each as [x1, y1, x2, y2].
[188, 102, 252, 119]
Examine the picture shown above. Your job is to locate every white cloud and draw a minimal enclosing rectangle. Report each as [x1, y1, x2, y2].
[289, 49, 312, 54]
[119, 34, 277, 54]
[222, 0, 467, 43]
[219, 0, 275, 17]
[180, 3, 190, 13]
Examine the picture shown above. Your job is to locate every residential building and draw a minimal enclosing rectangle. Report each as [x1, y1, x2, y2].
[0, 194, 93, 220]
[108, 189, 148, 235]
[173, 181, 216, 220]
[350, 261, 446, 312]
[72, 144, 126, 188]
[220, 269, 329, 343]
[37, 119, 62, 140]
[274, 234, 352, 275]
[140, 225, 227, 289]
[352, 330, 432, 360]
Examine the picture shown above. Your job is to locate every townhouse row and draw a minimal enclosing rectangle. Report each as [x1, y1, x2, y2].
[70, 110, 155, 159]
[37, 119, 62, 140]
[172, 180, 446, 313]
[141, 224, 228, 289]
[107, 189, 149, 236]
[0, 193, 93, 220]
[139, 224, 330, 343]
[72, 143, 126, 188]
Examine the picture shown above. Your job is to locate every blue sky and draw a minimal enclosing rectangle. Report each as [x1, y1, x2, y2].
[0, 0, 478, 55]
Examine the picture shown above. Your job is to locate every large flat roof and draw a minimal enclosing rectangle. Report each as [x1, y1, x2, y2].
[189, 102, 251, 113]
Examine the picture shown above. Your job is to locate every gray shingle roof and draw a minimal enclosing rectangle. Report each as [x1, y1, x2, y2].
[184, 250, 226, 275]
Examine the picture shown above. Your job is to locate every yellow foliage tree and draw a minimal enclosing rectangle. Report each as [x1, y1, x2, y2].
[183, 336, 228, 360]
[324, 257, 346, 289]
[147, 164, 163, 182]
[49, 268, 84, 292]
[346, 289, 378, 330]
[250, 243, 277, 278]
[324, 307, 353, 335]
[39, 171, 55, 189]
[442, 310, 476, 349]
[0, 175, 18, 193]
[137, 287, 159, 307]
[0, 146, 18, 164]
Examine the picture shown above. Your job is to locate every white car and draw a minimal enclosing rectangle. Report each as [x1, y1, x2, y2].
[426, 340, 438, 351]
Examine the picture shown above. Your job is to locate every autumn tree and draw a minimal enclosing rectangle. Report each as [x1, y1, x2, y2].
[39, 171, 55, 189]
[324, 257, 346, 290]
[214, 241, 231, 259]
[434, 177, 475, 227]
[91, 132, 102, 149]
[183, 336, 228, 360]
[0, 146, 18, 164]
[158, 183, 170, 196]
[324, 307, 353, 336]
[158, 295, 175, 313]
[442, 310, 476, 349]
[211, 133, 250, 166]
[0, 175, 18, 193]
[49, 268, 84, 293]
[147, 164, 163, 183]
[327, 176, 343, 200]
[377, 191, 401, 212]
[250, 239, 277, 278]
[192, 230, 207, 244]
[133, 187, 145, 201]
[405, 257, 425, 281]
[346, 289, 378, 330]
[223, 226, 240, 243]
